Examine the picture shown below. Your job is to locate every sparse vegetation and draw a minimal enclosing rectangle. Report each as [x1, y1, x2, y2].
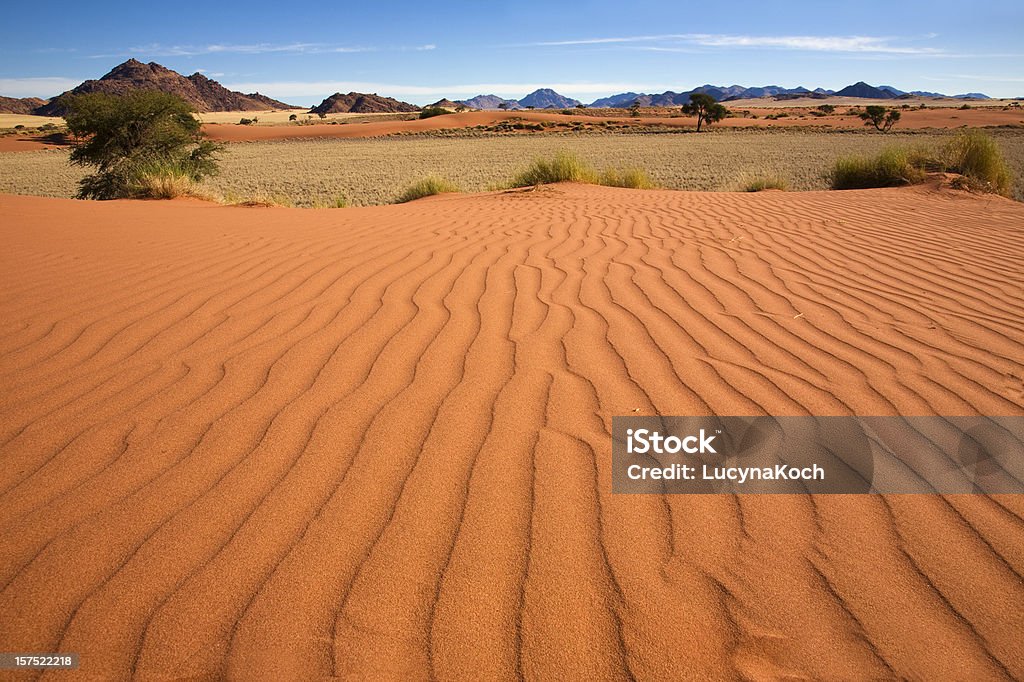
[817, 104, 835, 114]
[859, 105, 901, 132]
[680, 93, 728, 132]
[64, 91, 221, 200]
[395, 176, 460, 202]
[7, 129, 1022, 205]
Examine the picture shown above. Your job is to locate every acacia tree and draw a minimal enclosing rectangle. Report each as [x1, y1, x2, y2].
[680, 93, 728, 132]
[65, 90, 221, 199]
[859, 105, 901, 132]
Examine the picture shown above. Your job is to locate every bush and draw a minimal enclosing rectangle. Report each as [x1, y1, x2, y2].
[600, 168, 657, 189]
[65, 91, 221, 200]
[942, 130, 1013, 196]
[680, 93, 728, 131]
[831, 147, 928, 189]
[239, 118, 255, 125]
[511, 151, 598, 186]
[739, 174, 789, 192]
[419, 107, 449, 119]
[859, 105, 901, 132]
[395, 176, 460, 203]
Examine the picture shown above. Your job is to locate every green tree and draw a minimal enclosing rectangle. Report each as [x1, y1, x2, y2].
[66, 91, 220, 200]
[629, 102, 641, 117]
[680, 93, 727, 132]
[859, 105, 901, 132]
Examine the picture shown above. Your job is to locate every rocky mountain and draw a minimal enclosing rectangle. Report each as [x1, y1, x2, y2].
[518, 88, 581, 109]
[308, 92, 419, 114]
[0, 96, 48, 114]
[35, 59, 296, 116]
[833, 81, 895, 99]
[589, 92, 644, 108]
[427, 98, 462, 109]
[457, 94, 521, 110]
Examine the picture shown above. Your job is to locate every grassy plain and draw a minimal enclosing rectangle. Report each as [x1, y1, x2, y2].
[2, 128, 1022, 205]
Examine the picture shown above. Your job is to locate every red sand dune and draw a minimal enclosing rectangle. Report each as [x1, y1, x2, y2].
[201, 108, 1024, 143]
[0, 185, 1023, 679]
[2, 107, 1022, 152]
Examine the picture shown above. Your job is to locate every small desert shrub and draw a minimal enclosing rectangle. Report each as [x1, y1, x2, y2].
[600, 167, 657, 189]
[239, 118, 255, 125]
[395, 176, 460, 203]
[419, 107, 449, 119]
[831, 147, 928, 190]
[738, 173, 789, 192]
[129, 166, 219, 201]
[511, 151, 599, 186]
[942, 130, 1013, 196]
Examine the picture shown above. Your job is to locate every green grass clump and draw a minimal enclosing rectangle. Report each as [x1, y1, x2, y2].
[395, 176, 460, 203]
[599, 167, 658, 189]
[831, 147, 928, 190]
[942, 130, 1013, 196]
[738, 173, 789, 192]
[512, 151, 599, 186]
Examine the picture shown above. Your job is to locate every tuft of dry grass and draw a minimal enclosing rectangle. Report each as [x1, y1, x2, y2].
[395, 176, 460, 203]
[735, 173, 790, 192]
[599, 167, 658, 189]
[130, 169, 221, 201]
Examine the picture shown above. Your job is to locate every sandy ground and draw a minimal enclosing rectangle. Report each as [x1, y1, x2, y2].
[3, 106, 1023, 152]
[0, 184, 1023, 679]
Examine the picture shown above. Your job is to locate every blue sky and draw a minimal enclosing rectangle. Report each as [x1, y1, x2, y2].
[1, 0, 1022, 104]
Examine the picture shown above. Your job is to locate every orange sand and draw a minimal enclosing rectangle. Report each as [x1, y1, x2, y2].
[2, 107, 1021, 152]
[0, 185, 1022, 679]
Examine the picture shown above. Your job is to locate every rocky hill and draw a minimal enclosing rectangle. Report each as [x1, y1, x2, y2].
[35, 59, 296, 116]
[0, 96, 48, 114]
[308, 92, 419, 114]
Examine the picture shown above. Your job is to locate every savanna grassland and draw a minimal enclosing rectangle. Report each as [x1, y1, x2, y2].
[3, 127, 1023, 205]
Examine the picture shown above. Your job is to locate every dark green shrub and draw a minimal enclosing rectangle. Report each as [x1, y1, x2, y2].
[65, 91, 221, 200]
[419, 107, 450, 119]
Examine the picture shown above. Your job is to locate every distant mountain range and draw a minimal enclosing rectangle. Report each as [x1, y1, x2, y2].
[456, 82, 993, 110]
[0, 63, 999, 117]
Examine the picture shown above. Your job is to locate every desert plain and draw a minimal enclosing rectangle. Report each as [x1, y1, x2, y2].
[1, 98, 1024, 680]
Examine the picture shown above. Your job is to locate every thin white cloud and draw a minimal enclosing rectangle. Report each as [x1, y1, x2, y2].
[946, 74, 1024, 83]
[89, 42, 436, 58]
[528, 33, 943, 55]
[0, 77, 81, 98]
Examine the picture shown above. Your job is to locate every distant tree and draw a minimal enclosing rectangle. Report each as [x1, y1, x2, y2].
[317, 111, 327, 119]
[288, 113, 298, 121]
[455, 105, 467, 112]
[859, 105, 901, 132]
[525, 105, 535, 110]
[629, 102, 641, 117]
[575, 103, 587, 109]
[498, 102, 510, 110]
[65, 91, 220, 200]
[817, 104, 835, 114]
[680, 93, 728, 132]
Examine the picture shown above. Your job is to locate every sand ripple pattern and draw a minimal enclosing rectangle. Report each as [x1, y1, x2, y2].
[1, 185, 1023, 680]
